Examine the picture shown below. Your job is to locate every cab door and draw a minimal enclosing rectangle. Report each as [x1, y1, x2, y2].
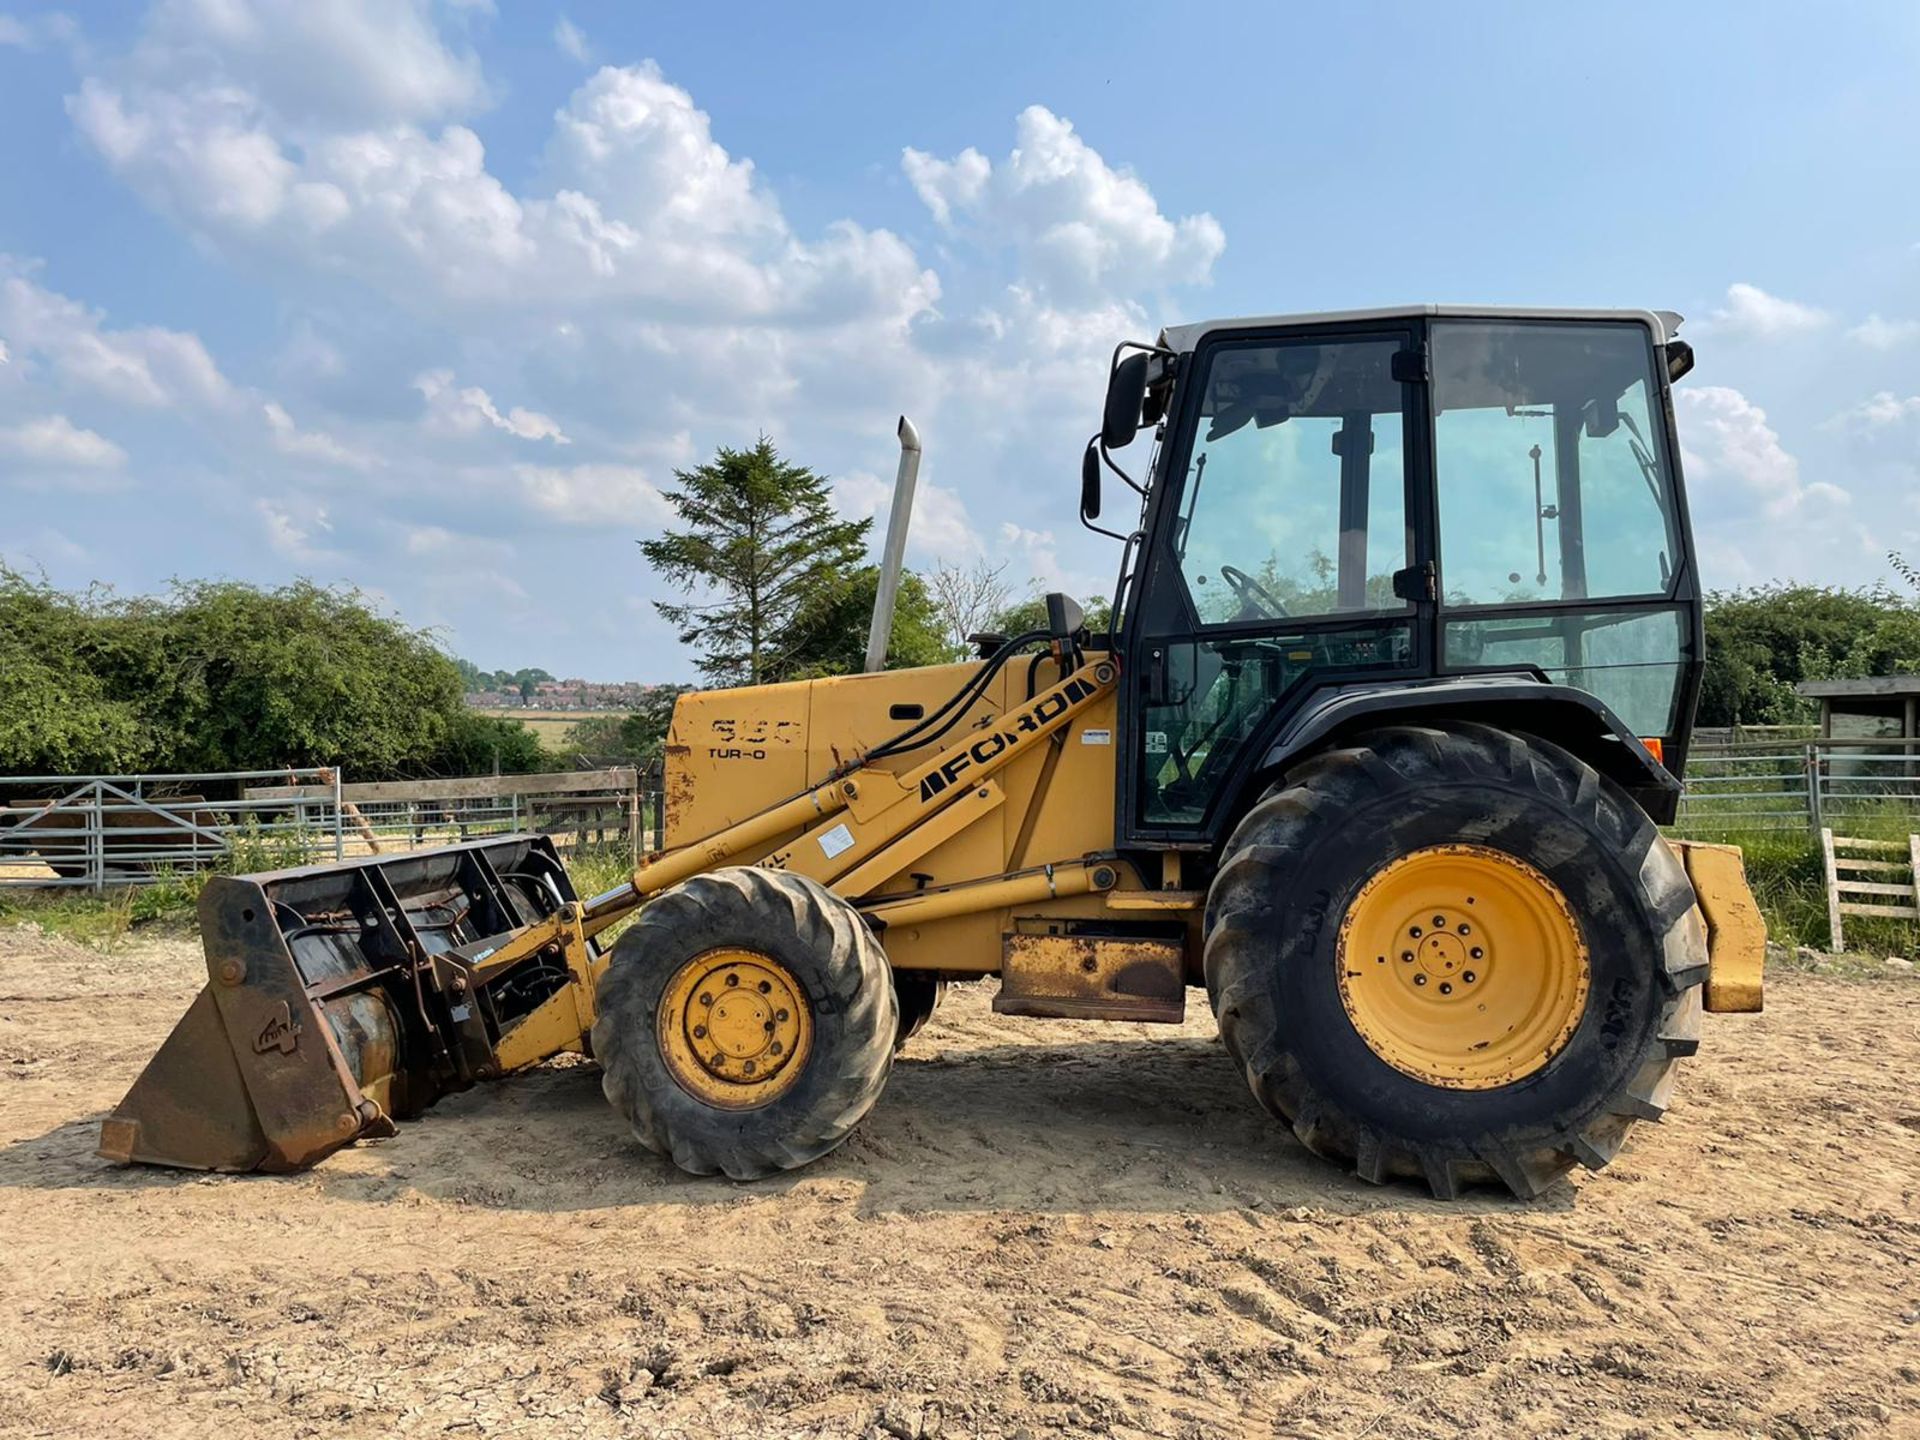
[1120, 324, 1433, 843]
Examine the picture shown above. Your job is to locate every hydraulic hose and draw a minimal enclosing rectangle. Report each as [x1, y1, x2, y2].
[864, 629, 1052, 763]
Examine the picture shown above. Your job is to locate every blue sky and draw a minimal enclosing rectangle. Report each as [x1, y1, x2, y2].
[2, 2, 1918, 679]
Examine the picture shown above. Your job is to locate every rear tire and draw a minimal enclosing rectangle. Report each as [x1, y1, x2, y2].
[592, 868, 896, 1180]
[1203, 722, 1706, 1200]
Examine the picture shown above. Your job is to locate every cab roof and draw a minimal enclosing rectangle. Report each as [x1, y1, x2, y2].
[1157, 305, 1683, 355]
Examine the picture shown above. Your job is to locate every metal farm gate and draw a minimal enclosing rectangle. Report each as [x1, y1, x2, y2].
[1, 767, 656, 891]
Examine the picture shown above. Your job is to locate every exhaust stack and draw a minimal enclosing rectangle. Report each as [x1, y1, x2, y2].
[863, 415, 921, 673]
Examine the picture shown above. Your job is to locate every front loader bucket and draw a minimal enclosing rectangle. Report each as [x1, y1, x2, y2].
[99, 835, 585, 1173]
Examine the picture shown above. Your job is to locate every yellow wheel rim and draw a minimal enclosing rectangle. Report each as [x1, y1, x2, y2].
[1337, 844, 1589, 1090]
[657, 948, 813, 1109]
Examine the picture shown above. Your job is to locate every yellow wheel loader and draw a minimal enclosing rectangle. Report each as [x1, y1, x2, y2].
[101, 306, 1766, 1199]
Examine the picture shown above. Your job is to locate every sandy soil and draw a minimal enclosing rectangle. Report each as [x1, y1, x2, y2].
[0, 924, 1916, 1440]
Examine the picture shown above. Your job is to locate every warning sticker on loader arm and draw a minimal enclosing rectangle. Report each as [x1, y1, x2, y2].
[817, 822, 857, 860]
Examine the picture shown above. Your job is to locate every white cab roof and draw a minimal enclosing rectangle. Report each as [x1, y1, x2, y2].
[1158, 306, 1682, 354]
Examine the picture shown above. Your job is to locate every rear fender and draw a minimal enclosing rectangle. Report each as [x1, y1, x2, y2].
[1256, 677, 1681, 824]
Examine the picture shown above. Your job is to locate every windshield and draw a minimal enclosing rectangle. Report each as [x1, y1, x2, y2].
[1430, 320, 1679, 606]
[1171, 335, 1409, 624]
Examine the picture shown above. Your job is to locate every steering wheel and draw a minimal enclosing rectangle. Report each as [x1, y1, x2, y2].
[1217, 564, 1290, 619]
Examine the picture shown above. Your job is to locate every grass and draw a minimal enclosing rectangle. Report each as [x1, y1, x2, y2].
[4, 822, 1914, 960]
[0, 819, 328, 950]
[0, 833, 644, 953]
[1684, 818, 1920, 958]
[472, 708, 584, 747]
[0, 868, 203, 950]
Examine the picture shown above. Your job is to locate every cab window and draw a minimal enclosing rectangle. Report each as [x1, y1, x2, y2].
[1174, 336, 1410, 624]
[1431, 321, 1679, 607]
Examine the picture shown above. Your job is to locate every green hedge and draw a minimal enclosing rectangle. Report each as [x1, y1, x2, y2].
[0, 570, 547, 779]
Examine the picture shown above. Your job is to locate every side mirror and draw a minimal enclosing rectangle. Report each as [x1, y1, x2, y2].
[1664, 339, 1695, 383]
[1102, 352, 1151, 449]
[1044, 592, 1086, 642]
[1080, 442, 1102, 519]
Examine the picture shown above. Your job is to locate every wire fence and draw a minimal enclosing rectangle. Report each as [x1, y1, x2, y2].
[1673, 740, 1920, 837]
[10, 743, 1913, 889]
[0, 767, 661, 891]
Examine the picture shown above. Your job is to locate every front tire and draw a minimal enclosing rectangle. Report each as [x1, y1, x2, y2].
[1203, 722, 1706, 1200]
[592, 868, 897, 1180]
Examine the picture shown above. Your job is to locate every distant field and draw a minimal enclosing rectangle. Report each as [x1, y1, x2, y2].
[474, 707, 612, 745]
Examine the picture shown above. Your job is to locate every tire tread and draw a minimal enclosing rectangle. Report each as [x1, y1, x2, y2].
[1204, 720, 1708, 1200]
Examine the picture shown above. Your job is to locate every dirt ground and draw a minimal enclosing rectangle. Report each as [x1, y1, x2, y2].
[0, 925, 1916, 1440]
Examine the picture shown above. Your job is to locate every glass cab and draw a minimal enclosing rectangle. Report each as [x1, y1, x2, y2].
[1120, 313, 1696, 842]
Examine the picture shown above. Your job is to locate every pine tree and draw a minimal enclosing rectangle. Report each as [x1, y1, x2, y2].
[639, 437, 872, 686]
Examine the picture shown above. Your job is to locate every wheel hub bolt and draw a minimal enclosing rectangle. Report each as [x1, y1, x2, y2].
[1470, 947, 1484, 960]
[1414, 974, 1428, 986]
[1458, 923, 1471, 936]
[758, 980, 771, 993]
[1462, 971, 1476, 984]
[775, 1008, 790, 1022]
[1432, 914, 1445, 927]
[693, 1024, 707, 1038]
[726, 974, 739, 988]
[1409, 925, 1422, 938]
[699, 992, 713, 1006]
[1439, 982, 1453, 995]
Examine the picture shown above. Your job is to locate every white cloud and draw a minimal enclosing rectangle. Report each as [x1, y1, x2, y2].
[8, 527, 91, 569]
[902, 146, 988, 228]
[1849, 314, 1920, 350]
[44, 4, 1228, 675]
[0, 258, 236, 408]
[0, 413, 127, 468]
[415, 369, 569, 443]
[262, 400, 376, 468]
[903, 106, 1224, 305]
[1830, 391, 1920, 430]
[833, 468, 983, 558]
[68, 57, 937, 325]
[545, 63, 772, 240]
[256, 495, 339, 564]
[143, 0, 486, 126]
[398, 522, 514, 569]
[67, 79, 338, 231]
[994, 519, 1112, 598]
[1700, 283, 1830, 340]
[403, 523, 458, 556]
[0, 12, 76, 50]
[512, 461, 674, 528]
[1679, 385, 1845, 516]
[553, 17, 590, 65]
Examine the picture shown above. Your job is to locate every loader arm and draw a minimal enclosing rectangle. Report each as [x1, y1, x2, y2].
[100, 654, 1120, 1174]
